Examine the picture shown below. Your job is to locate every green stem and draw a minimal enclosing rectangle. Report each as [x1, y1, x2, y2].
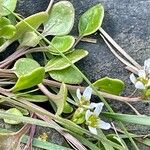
[0, 40, 13, 53]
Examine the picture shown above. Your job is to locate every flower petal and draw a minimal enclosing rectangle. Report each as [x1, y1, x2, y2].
[88, 126, 97, 135]
[76, 88, 81, 100]
[98, 120, 111, 130]
[83, 86, 92, 101]
[135, 81, 145, 89]
[130, 73, 137, 84]
[144, 58, 150, 69]
[138, 70, 146, 78]
[89, 102, 98, 109]
[94, 102, 104, 116]
[85, 110, 92, 121]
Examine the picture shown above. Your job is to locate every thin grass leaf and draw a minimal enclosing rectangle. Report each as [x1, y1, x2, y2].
[102, 112, 150, 126]
[22, 135, 71, 150]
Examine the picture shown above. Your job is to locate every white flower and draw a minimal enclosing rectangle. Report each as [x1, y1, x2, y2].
[76, 86, 92, 102]
[76, 86, 93, 108]
[76, 86, 101, 109]
[130, 58, 150, 90]
[85, 103, 111, 135]
[144, 58, 150, 75]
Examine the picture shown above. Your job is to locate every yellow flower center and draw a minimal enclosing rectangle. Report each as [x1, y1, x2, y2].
[87, 115, 99, 128]
[138, 77, 148, 85]
[79, 96, 90, 107]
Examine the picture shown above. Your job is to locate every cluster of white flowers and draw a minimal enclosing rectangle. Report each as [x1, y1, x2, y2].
[76, 87, 111, 135]
[130, 58, 150, 90]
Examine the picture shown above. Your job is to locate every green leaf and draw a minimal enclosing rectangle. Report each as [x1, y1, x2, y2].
[0, 38, 5, 46]
[43, 1, 75, 36]
[49, 66, 83, 84]
[45, 49, 88, 72]
[0, 0, 17, 16]
[72, 133, 100, 150]
[13, 58, 41, 77]
[0, 110, 58, 129]
[48, 35, 75, 55]
[12, 12, 48, 40]
[52, 83, 68, 116]
[0, 17, 11, 28]
[0, 24, 16, 39]
[11, 67, 45, 92]
[72, 108, 86, 124]
[63, 102, 73, 114]
[93, 77, 125, 95]
[102, 112, 150, 126]
[15, 106, 29, 116]
[18, 94, 48, 102]
[107, 134, 129, 150]
[140, 138, 150, 146]
[4, 108, 23, 124]
[78, 4, 104, 36]
[98, 130, 115, 150]
[20, 31, 40, 47]
[22, 135, 71, 150]
[0, 17, 16, 39]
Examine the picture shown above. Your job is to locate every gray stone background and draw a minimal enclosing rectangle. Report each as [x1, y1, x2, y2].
[3, 0, 150, 149]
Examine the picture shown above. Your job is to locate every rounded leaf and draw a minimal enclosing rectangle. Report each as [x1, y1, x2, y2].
[45, 49, 88, 72]
[49, 35, 75, 55]
[11, 67, 45, 92]
[20, 31, 40, 47]
[4, 108, 23, 124]
[0, 0, 17, 16]
[19, 94, 48, 102]
[0, 17, 11, 28]
[13, 58, 41, 77]
[0, 25, 16, 39]
[78, 4, 104, 36]
[63, 102, 73, 114]
[43, 1, 75, 36]
[13, 12, 48, 40]
[93, 77, 125, 95]
[49, 66, 83, 84]
[0, 38, 5, 46]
